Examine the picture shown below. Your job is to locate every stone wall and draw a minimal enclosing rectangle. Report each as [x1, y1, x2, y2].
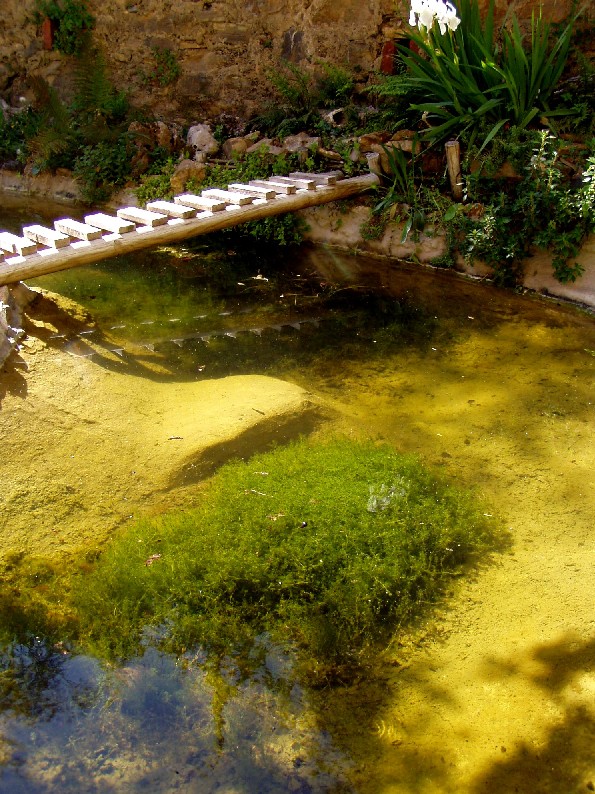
[0, 0, 581, 124]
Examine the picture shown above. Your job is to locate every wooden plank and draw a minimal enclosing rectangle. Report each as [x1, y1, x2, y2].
[117, 207, 168, 227]
[249, 179, 297, 195]
[174, 194, 228, 212]
[269, 176, 317, 190]
[228, 183, 277, 201]
[23, 224, 71, 249]
[201, 189, 255, 206]
[0, 173, 380, 285]
[0, 231, 37, 256]
[55, 218, 103, 241]
[289, 170, 343, 185]
[84, 213, 136, 234]
[146, 200, 197, 219]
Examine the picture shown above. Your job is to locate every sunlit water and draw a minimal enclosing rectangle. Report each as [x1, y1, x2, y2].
[1, 199, 594, 792]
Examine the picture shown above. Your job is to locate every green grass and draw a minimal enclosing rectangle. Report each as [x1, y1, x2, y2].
[73, 438, 497, 676]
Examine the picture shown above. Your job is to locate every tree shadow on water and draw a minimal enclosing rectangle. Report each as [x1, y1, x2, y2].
[469, 705, 595, 793]
[305, 629, 595, 794]
[468, 635, 595, 794]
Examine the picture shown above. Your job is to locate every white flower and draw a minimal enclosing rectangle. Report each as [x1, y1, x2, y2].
[419, 5, 435, 28]
[409, 0, 460, 34]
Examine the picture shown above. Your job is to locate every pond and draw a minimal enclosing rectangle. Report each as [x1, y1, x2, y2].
[1, 200, 594, 793]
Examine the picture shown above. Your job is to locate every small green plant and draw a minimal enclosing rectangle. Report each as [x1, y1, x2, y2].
[70, 45, 129, 125]
[462, 126, 542, 178]
[141, 47, 181, 87]
[315, 61, 355, 108]
[73, 136, 133, 204]
[25, 47, 134, 202]
[452, 132, 595, 284]
[135, 159, 176, 204]
[360, 212, 388, 241]
[193, 148, 317, 245]
[0, 108, 44, 165]
[34, 0, 95, 56]
[252, 61, 356, 138]
[26, 75, 77, 171]
[371, 143, 425, 242]
[73, 438, 497, 675]
[552, 51, 595, 136]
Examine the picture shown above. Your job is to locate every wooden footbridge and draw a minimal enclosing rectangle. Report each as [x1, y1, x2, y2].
[0, 171, 379, 286]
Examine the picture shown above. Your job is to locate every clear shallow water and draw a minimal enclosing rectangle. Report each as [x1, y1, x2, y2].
[1, 202, 594, 793]
[0, 637, 352, 793]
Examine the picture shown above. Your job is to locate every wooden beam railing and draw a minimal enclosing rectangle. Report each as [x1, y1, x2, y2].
[0, 171, 380, 286]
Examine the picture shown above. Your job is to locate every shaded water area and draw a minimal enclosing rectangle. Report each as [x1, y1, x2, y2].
[1, 198, 594, 793]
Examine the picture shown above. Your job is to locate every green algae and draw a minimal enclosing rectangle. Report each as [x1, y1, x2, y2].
[72, 437, 498, 676]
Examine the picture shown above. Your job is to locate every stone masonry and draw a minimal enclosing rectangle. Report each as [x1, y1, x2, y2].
[0, 0, 581, 124]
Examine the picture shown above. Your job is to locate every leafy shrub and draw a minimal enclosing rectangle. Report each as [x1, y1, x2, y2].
[73, 438, 496, 675]
[551, 51, 595, 136]
[316, 62, 355, 108]
[0, 108, 44, 165]
[447, 132, 595, 283]
[33, 0, 95, 56]
[135, 158, 176, 204]
[373, 144, 426, 241]
[26, 76, 78, 172]
[25, 47, 133, 202]
[73, 136, 133, 204]
[197, 148, 319, 245]
[70, 45, 129, 126]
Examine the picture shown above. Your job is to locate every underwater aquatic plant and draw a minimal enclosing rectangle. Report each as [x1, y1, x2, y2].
[73, 438, 498, 677]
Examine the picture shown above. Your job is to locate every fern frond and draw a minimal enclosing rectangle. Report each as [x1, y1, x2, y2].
[28, 75, 71, 133]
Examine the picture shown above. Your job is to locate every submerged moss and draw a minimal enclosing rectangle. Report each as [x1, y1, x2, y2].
[73, 438, 498, 672]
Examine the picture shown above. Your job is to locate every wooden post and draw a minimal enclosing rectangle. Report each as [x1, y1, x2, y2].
[41, 18, 56, 51]
[445, 140, 463, 201]
[380, 41, 396, 75]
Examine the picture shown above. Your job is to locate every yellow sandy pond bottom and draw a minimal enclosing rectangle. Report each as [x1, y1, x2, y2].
[1, 260, 594, 793]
